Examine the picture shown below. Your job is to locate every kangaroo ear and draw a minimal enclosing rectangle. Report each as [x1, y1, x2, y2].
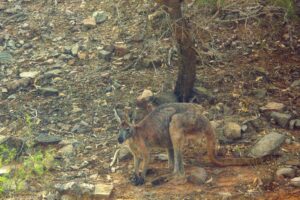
[121, 120, 130, 127]
[114, 107, 133, 126]
[123, 107, 133, 126]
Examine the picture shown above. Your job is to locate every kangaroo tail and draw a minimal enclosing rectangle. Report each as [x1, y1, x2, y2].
[204, 125, 270, 166]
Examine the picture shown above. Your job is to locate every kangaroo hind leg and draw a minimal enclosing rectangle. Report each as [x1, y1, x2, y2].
[169, 114, 185, 177]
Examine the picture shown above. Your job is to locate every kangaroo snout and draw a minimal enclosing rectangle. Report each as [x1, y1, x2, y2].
[118, 136, 124, 144]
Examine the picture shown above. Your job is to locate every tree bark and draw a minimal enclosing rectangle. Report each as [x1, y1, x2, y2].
[156, 0, 197, 102]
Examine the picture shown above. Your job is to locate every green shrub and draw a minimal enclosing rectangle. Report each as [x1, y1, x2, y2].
[0, 146, 55, 195]
[196, 0, 225, 10]
[268, 0, 296, 18]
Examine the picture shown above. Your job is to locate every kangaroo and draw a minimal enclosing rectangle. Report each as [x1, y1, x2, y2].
[118, 103, 268, 186]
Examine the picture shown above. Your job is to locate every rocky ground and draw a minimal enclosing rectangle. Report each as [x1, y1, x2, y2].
[0, 0, 300, 199]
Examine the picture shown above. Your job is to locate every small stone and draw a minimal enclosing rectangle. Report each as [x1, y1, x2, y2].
[99, 50, 112, 61]
[44, 69, 62, 78]
[140, 57, 162, 69]
[71, 44, 80, 56]
[290, 177, 300, 187]
[276, 167, 296, 178]
[260, 102, 285, 112]
[224, 122, 242, 140]
[0, 51, 13, 64]
[218, 192, 232, 200]
[187, 167, 208, 185]
[0, 135, 8, 143]
[155, 153, 168, 161]
[55, 182, 94, 195]
[59, 139, 79, 146]
[80, 161, 89, 168]
[0, 165, 12, 175]
[85, 146, 92, 150]
[82, 17, 96, 28]
[137, 89, 153, 102]
[291, 79, 300, 87]
[241, 124, 248, 132]
[78, 51, 87, 60]
[37, 87, 59, 97]
[35, 134, 62, 145]
[58, 144, 74, 157]
[252, 88, 267, 99]
[114, 45, 129, 57]
[19, 71, 39, 79]
[249, 132, 285, 158]
[289, 119, 300, 130]
[270, 112, 292, 128]
[78, 183, 95, 195]
[61, 195, 74, 200]
[93, 183, 114, 199]
[71, 121, 91, 133]
[118, 147, 132, 161]
[1, 136, 26, 160]
[92, 11, 108, 24]
[194, 86, 215, 103]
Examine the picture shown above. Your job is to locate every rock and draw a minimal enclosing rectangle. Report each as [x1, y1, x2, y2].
[137, 89, 153, 102]
[290, 177, 300, 187]
[59, 139, 79, 147]
[5, 78, 31, 92]
[114, 45, 129, 57]
[291, 79, 300, 87]
[187, 167, 208, 185]
[71, 121, 91, 133]
[210, 120, 223, 130]
[82, 17, 96, 28]
[40, 191, 60, 200]
[0, 135, 8, 143]
[249, 132, 285, 158]
[224, 122, 242, 140]
[80, 161, 89, 168]
[194, 86, 215, 103]
[260, 102, 285, 112]
[34, 134, 62, 145]
[99, 50, 112, 61]
[136, 89, 154, 110]
[93, 183, 114, 199]
[61, 195, 73, 200]
[243, 118, 266, 132]
[252, 88, 267, 99]
[0, 51, 13, 64]
[155, 153, 168, 161]
[44, 69, 62, 78]
[289, 119, 300, 130]
[118, 147, 132, 161]
[276, 167, 296, 178]
[0, 165, 12, 175]
[19, 71, 39, 79]
[1, 136, 26, 160]
[241, 124, 248, 132]
[58, 144, 74, 157]
[71, 44, 80, 56]
[92, 11, 108, 24]
[151, 92, 178, 107]
[85, 146, 92, 150]
[54, 182, 95, 195]
[37, 87, 59, 97]
[140, 57, 162, 69]
[270, 112, 292, 128]
[218, 192, 232, 200]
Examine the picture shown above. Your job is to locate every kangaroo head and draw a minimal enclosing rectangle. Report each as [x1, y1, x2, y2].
[118, 121, 135, 144]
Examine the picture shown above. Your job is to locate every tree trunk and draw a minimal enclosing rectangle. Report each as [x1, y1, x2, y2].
[156, 0, 197, 102]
